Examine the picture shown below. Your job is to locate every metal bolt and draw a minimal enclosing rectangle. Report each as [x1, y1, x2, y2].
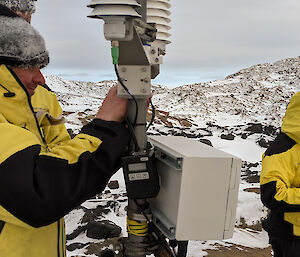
[151, 49, 156, 54]
[155, 58, 159, 63]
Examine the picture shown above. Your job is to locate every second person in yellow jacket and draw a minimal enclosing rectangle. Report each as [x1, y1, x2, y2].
[261, 91, 300, 256]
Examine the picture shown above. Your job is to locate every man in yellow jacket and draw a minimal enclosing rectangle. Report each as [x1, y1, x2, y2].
[260, 92, 300, 256]
[0, 3, 129, 257]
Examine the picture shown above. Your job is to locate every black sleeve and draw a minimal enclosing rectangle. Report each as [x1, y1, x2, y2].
[0, 119, 129, 227]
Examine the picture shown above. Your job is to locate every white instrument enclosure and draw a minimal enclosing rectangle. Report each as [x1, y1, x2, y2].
[148, 135, 241, 240]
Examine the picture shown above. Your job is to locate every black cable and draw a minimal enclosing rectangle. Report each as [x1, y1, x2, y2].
[134, 200, 178, 257]
[114, 64, 140, 152]
[114, 64, 138, 127]
[146, 98, 156, 131]
[125, 117, 139, 152]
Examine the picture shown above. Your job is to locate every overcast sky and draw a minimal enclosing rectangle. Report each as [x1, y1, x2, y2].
[33, 0, 300, 86]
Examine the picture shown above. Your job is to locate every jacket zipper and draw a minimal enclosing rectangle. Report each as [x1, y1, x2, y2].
[8, 67, 63, 255]
[7, 67, 49, 151]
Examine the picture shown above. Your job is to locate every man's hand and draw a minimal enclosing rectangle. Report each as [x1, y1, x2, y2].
[96, 85, 128, 122]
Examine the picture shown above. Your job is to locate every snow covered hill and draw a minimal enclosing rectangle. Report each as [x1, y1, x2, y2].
[44, 56, 300, 257]
[46, 56, 300, 130]
[151, 56, 300, 127]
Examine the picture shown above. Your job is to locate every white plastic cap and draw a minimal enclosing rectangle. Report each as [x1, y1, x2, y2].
[87, 0, 141, 8]
[88, 5, 141, 18]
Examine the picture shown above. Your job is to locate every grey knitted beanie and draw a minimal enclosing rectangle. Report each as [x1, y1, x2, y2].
[0, 4, 49, 68]
[0, 0, 36, 14]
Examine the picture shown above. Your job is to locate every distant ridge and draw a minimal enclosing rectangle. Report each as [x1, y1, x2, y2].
[45, 56, 300, 129]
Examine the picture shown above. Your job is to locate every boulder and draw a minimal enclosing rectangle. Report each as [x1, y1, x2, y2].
[247, 175, 260, 183]
[263, 125, 278, 136]
[86, 220, 122, 240]
[245, 123, 263, 134]
[241, 133, 248, 139]
[257, 138, 269, 148]
[220, 134, 235, 140]
[107, 180, 119, 190]
[199, 139, 213, 147]
[66, 242, 88, 251]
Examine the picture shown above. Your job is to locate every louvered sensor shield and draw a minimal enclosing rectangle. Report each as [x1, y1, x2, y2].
[147, 0, 171, 45]
[87, 0, 141, 40]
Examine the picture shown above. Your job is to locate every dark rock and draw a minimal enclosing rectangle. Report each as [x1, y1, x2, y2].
[106, 200, 118, 210]
[185, 133, 197, 138]
[81, 206, 111, 224]
[257, 138, 269, 148]
[66, 226, 86, 240]
[199, 139, 213, 147]
[263, 125, 278, 136]
[100, 249, 116, 257]
[245, 123, 263, 134]
[67, 242, 89, 251]
[86, 220, 122, 240]
[247, 162, 259, 168]
[198, 130, 213, 137]
[147, 132, 161, 136]
[220, 134, 235, 140]
[247, 175, 260, 183]
[86, 238, 121, 256]
[244, 169, 258, 176]
[159, 131, 169, 136]
[107, 180, 119, 190]
[67, 128, 75, 139]
[200, 128, 213, 134]
[241, 133, 248, 139]
[243, 188, 261, 194]
[206, 122, 223, 129]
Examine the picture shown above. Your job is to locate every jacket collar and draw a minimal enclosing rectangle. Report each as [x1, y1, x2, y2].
[0, 64, 42, 139]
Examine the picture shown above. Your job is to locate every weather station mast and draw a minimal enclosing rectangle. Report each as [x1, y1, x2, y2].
[87, 1, 241, 257]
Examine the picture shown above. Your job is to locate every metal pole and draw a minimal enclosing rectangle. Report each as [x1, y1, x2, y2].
[125, 99, 149, 257]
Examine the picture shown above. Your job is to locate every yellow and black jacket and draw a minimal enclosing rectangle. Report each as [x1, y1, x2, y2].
[0, 64, 129, 256]
[261, 92, 300, 238]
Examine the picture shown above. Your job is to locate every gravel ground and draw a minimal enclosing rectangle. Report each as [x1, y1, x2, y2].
[206, 245, 272, 257]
